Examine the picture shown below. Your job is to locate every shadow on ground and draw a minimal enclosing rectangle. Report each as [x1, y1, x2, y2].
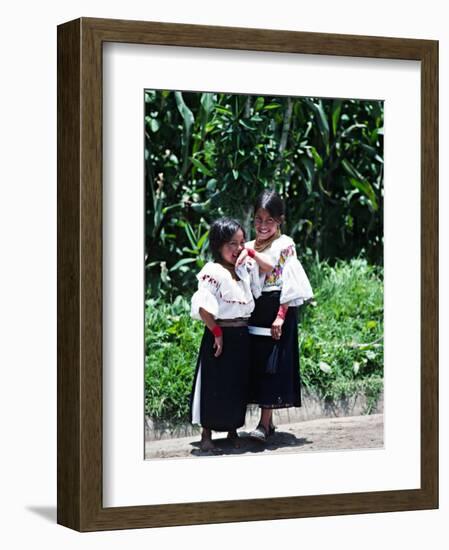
[26, 506, 57, 523]
[190, 429, 312, 456]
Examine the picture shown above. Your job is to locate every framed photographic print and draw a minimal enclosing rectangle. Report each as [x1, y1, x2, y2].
[57, 17, 438, 531]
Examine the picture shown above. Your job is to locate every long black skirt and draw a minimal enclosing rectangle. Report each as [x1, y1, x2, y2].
[189, 326, 250, 431]
[248, 291, 301, 408]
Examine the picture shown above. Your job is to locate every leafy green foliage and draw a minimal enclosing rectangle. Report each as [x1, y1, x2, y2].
[145, 91, 383, 300]
[145, 259, 383, 421]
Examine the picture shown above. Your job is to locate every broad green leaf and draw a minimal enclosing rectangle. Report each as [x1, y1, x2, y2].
[360, 143, 384, 163]
[161, 203, 182, 214]
[175, 92, 194, 133]
[169, 258, 197, 272]
[183, 222, 197, 249]
[190, 157, 213, 176]
[239, 120, 255, 130]
[263, 103, 282, 110]
[145, 91, 156, 103]
[200, 92, 215, 114]
[197, 231, 209, 249]
[308, 146, 323, 169]
[206, 179, 217, 191]
[331, 99, 342, 136]
[200, 93, 215, 138]
[301, 157, 315, 193]
[254, 97, 265, 111]
[340, 123, 366, 139]
[191, 200, 211, 213]
[341, 159, 363, 180]
[175, 92, 195, 174]
[215, 105, 233, 115]
[370, 128, 379, 143]
[305, 99, 329, 146]
[149, 118, 160, 133]
[303, 121, 313, 139]
[349, 177, 378, 211]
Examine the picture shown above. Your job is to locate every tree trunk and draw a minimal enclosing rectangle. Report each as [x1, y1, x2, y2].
[243, 206, 254, 241]
[279, 97, 293, 153]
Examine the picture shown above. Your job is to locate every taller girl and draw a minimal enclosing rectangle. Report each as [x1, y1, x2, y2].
[243, 189, 314, 441]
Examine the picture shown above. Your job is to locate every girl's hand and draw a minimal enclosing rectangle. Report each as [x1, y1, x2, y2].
[213, 335, 223, 357]
[271, 317, 284, 340]
[235, 248, 249, 267]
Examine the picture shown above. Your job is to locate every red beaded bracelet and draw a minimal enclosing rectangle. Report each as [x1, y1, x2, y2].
[211, 325, 223, 337]
[246, 248, 256, 258]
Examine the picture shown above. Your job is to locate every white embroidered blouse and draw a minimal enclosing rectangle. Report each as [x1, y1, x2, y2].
[246, 234, 314, 307]
[191, 259, 261, 321]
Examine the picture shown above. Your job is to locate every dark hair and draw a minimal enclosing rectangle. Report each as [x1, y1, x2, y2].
[209, 217, 246, 262]
[254, 189, 285, 221]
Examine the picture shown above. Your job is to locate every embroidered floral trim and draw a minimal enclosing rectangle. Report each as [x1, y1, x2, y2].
[200, 273, 251, 305]
[218, 292, 249, 306]
[265, 244, 296, 286]
[200, 273, 219, 287]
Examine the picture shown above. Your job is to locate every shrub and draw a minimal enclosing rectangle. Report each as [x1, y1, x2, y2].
[300, 257, 383, 406]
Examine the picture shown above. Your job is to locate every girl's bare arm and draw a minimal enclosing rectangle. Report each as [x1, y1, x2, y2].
[199, 307, 223, 357]
[236, 248, 274, 273]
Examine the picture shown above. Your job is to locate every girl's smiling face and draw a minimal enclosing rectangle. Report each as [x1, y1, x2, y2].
[254, 208, 279, 241]
[220, 229, 245, 265]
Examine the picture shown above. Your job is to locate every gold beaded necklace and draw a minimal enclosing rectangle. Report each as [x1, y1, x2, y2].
[254, 228, 282, 253]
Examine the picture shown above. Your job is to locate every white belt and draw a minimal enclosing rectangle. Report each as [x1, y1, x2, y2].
[248, 326, 272, 336]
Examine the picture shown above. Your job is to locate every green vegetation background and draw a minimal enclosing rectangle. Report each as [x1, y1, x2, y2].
[144, 91, 384, 422]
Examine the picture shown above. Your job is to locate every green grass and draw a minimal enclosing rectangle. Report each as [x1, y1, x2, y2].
[145, 258, 383, 421]
[300, 257, 383, 407]
[145, 295, 204, 420]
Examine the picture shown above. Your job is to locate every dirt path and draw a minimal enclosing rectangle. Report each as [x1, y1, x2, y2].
[145, 413, 383, 459]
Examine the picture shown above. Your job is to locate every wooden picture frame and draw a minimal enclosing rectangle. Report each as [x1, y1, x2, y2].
[57, 17, 438, 531]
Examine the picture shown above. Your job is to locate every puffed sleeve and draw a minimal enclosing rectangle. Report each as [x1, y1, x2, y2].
[190, 263, 221, 320]
[279, 244, 314, 306]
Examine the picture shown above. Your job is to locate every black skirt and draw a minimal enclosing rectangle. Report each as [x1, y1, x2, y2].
[189, 326, 250, 431]
[248, 291, 301, 408]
